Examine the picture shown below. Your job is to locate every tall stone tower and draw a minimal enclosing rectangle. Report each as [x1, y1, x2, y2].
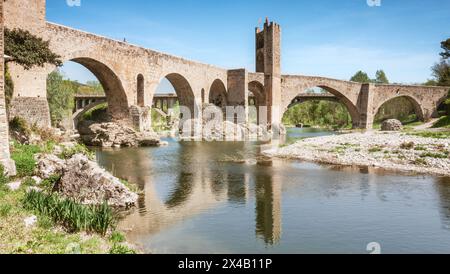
[0, 0, 16, 175]
[255, 18, 282, 127]
[3, 0, 51, 128]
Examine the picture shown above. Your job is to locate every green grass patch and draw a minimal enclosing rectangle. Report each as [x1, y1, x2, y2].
[409, 131, 450, 139]
[432, 116, 450, 129]
[109, 244, 136, 254]
[10, 142, 42, 177]
[22, 190, 116, 235]
[58, 143, 95, 160]
[420, 152, 449, 159]
[368, 146, 384, 153]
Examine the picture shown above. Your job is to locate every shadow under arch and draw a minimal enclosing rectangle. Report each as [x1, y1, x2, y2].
[70, 57, 129, 120]
[374, 95, 425, 122]
[248, 81, 266, 124]
[284, 85, 360, 128]
[209, 79, 228, 108]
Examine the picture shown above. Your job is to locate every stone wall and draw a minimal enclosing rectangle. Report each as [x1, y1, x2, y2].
[9, 97, 51, 128]
[0, 0, 16, 175]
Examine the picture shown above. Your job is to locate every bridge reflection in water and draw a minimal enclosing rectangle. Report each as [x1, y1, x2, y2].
[94, 131, 450, 254]
[95, 139, 284, 247]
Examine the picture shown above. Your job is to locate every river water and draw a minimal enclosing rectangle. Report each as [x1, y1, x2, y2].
[95, 128, 450, 254]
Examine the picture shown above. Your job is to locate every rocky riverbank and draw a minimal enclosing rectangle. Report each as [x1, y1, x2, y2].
[263, 131, 450, 176]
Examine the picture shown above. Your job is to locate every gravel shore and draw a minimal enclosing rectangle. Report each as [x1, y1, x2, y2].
[263, 131, 450, 176]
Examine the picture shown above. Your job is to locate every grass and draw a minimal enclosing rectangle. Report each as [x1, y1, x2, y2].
[420, 152, 449, 159]
[58, 143, 95, 160]
[10, 142, 42, 178]
[409, 131, 450, 139]
[432, 115, 450, 129]
[22, 190, 115, 236]
[368, 146, 384, 153]
[400, 142, 415, 150]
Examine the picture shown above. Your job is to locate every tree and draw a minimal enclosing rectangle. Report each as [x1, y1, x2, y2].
[431, 60, 450, 86]
[47, 70, 76, 126]
[375, 70, 389, 84]
[440, 38, 450, 60]
[350, 71, 371, 83]
[4, 28, 62, 70]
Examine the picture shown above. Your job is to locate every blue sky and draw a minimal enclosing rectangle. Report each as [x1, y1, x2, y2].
[49, 0, 450, 89]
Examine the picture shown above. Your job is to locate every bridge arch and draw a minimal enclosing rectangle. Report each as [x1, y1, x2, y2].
[248, 81, 266, 124]
[209, 79, 227, 108]
[161, 73, 198, 119]
[72, 100, 108, 128]
[283, 85, 361, 128]
[374, 95, 425, 122]
[64, 57, 129, 121]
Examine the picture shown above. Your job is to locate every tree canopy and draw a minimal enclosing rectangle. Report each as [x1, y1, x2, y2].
[350, 71, 371, 83]
[5, 28, 62, 70]
[440, 38, 450, 60]
[375, 70, 389, 84]
[47, 70, 76, 127]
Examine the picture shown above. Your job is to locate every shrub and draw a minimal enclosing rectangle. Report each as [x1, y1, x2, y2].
[59, 143, 95, 160]
[22, 190, 115, 235]
[9, 116, 31, 136]
[110, 231, 126, 244]
[109, 244, 136, 254]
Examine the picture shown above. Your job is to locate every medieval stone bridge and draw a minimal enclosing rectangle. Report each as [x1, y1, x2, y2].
[0, 0, 449, 173]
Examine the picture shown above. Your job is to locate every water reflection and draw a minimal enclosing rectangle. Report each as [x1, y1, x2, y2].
[94, 128, 450, 254]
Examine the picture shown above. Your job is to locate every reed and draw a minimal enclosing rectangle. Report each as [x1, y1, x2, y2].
[23, 190, 115, 235]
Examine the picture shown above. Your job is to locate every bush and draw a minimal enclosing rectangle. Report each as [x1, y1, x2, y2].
[0, 164, 9, 186]
[23, 190, 116, 235]
[59, 143, 95, 160]
[9, 116, 31, 136]
[109, 244, 136, 254]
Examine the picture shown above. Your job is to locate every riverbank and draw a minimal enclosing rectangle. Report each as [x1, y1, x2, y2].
[263, 130, 450, 177]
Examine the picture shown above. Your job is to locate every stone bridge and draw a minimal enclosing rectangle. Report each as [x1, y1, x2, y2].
[4, 0, 449, 131]
[0, 0, 449, 172]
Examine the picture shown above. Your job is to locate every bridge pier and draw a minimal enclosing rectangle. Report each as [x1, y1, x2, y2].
[0, 1, 16, 175]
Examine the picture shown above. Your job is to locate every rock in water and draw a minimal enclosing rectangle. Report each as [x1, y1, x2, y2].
[56, 154, 138, 207]
[78, 122, 161, 148]
[381, 119, 403, 131]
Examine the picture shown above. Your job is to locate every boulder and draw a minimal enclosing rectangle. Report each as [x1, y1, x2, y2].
[56, 154, 138, 207]
[35, 154, 66, 179]
[381, 119, 403, 131]
[78, 122, 162, 148]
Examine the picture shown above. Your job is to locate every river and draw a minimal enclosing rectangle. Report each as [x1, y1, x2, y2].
[95, 128, 450, 254]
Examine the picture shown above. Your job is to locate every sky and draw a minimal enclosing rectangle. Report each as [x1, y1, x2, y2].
[48, 0, 450, 90]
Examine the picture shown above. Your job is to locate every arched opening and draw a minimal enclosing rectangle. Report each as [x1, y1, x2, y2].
[47, 58, 127, 130]
[248, 81, 265, 125]
[282, 87, 355, 129]
[137, 74, 145, 107]
[152, 74, 196, 133]
[374, 96, 424, 128]
[209, 79, 227, 108]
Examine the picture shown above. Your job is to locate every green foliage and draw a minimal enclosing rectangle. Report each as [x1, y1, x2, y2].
[410, 131, 450, 139]
[59, 143, 95, 160]
[375, 70, 389, 84]
[82, 102, 108, 122]
[432, 116, 450, 128]
[4, 28, 62, 70]
[420, 152, 449, 159]
[77, 81, 105, 96]
[109, 231, 126, 244]
[0, 165, 9, 186]
[9, 116, 31, 136]
[440, 38, 450, 60]
[47, 70, 76, 127]
[282, 100, 352, 129]
[109, 244, 136, 254]
[4, 65, 14, 110]
[431, 61, 450, 86]
[350, 71, 371, 83]
[23, 190, 116, 235]
[10, 142, 42, 177]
